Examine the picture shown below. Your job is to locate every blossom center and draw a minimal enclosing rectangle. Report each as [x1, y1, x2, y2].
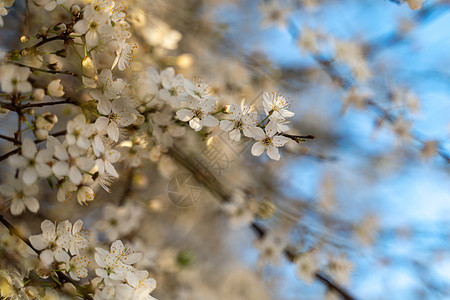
[262, 137, 272, 146]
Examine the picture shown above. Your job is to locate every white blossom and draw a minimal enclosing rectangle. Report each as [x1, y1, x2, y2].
[8, 138, 53, 184]
[176, 97, 218, 131]
[0, 64, 32, 94]
[47, 79, 65, 97]
[262, 91, 294, 120]
[219, 103, 258, 141]
[95, 98, 137, 142]
[0, 178, 39, 215]
[250, 123, 290, 161]
[29, 220, 71, 266]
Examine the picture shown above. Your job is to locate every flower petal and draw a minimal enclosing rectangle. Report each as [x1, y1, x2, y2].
[251, 142, 265, 157]
[176, 109, 194, 122]
[266, 145, 280, 160]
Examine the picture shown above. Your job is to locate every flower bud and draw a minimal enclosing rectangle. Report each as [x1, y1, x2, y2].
[32, 88, 45, 101]
[54, 23, 67, 32]
[47, 79, 65, 97]
[39, 26, 49, 36]
[134, 114, 145, 125]
[149, 146, 161, 162]
[70, 4, 81, 14]
[34, 129, 48, 140]
[81, 56, 97, 77]
[20, 35, 29, 43]
[77, 186, 95, 205]
[36, 112, 58, 131]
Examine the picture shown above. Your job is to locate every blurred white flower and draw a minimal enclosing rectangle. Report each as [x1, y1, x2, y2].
[176, 97, 218, 131]
[47, 79, 65, 97]
[0, 178, 39, 215]
[0, 64, 32, 94]
[8, 138, 53, 184]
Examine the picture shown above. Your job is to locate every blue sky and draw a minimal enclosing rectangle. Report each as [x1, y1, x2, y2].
[213, 0, 450, 298]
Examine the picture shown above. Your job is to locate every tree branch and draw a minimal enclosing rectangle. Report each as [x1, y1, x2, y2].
[12, 62, 80, 78]
[0, 130, 66, 163]
[167, 146, 358, 300]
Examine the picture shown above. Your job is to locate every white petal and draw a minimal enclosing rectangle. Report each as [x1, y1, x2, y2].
[115, 112, 136, 127]
[68, 166, 82, 185]
[74, 20, 89, 34]
[251, 142, 265, 157]
[22, 138, 37, 158]
[10, 199, 25, 215]
[17, 82, 32, 93]
[189, 118, 202, 131]
[266, 145, 280, 160]
[228, 104, 240, 118]
[280, 108, 295, 119]
[23, 167, 38, 184]
[176, 109, 194, 122]
[86, 30, 99, 48]
[251, 127, 266, 140]
[272, 136, 290, 147]
[123, 253, 142, 264]
[265, 120, 278, 136]
[53, 161, 69, 177]
[229, 128, 241, 141]
[107, 123, 119, 142]
[40, 250, 54, 266]
[219, 120, 234, 132]
[105, 160, 119, 178]
[29, 235, 48, 250]
[201, 115, 219, 127]
[73, 220, 83, 234]
[24, 197, 39, 213]
[8, 155, 27, 168]
[95, 117, 109, 132]
[24, 184, 39, 196]
[44, 1, 57, 10]
[97, 98, 112, 115]
[77, 157, 95, 171]
[54, 249, 70, 262]
[36, 163, 52, 178]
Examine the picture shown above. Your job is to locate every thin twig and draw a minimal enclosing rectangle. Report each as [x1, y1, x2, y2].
[0, 134, 18, 144]
[11, 62, 80, 78]
[0, 130, 66, 163]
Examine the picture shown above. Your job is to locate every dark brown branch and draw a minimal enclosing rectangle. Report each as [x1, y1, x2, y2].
[0, 130, 66, 163]
[167, 146, 357, 300]
[12, 62, 80, 78]
[0, 134, 19, 144]
[0, 214, 36, 252]
[23, 35, 65, 52]
[21, 99, 74, 109]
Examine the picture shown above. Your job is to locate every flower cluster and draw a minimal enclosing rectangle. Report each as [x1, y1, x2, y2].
[27, 219, 158, 299]
[29, 219, 90, 280]
[134, 67, 297, 161]
[93, 240, 157, 300]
